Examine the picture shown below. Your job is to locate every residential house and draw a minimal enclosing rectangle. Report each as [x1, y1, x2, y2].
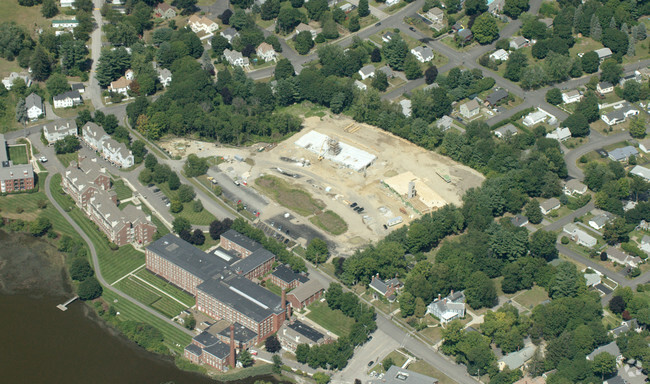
[510, 36, 529, 50]
[494, 124, 518, 138]
[43, 120, 78, 144]
[608, 145, 638, 162]
[595, 47, 613, 61]
[610, 319, 641, 338]
[426, 291, 466, 324]
[125, 69, 134, 81]
[426, 7, 444, 23]
[632, 165, 650, 181]
[368, 273, 402, 301]
[540, 18, 553, 27]
[25, 93, 44, 121]
[295, 23, 318, 39]
[488, 0, 505, 14]
[619, 72, 641, 86]
[157, 67, 172, 87]
[354, 80, 367, 91]
[359, 65, 375, 80]
[540, 197, 560, 215]
[589, 213, 612, 230]
[597, 81, 614, 94]
[286, 279, 326, 309]
[382, 31, 396, 43]
[154, 3, 177, 19]
[490, 49, 509, 62]
[510, 214, 528, 227]
[188, 15, 219, 34]
[62, 157, 110, 210]
[460, 99, 480, 119]
[586, 342, 622, 364]
[2, 72, 31, 90]
[437, 115, 453, 131]
[370, 366, 439, 384]
[223, 49, 250, 68]
[400, 99, 412, 117]
[523, 110, 548, 126]
[605, 246, 643, 268]
[109, 77, 132, 96]
[220, 28, 239, 44]
[563, 179, 587, 196]
[386, 0, 400, 6]
[584, 272, 601, 287]
[498, 345, 536, 371]
[563, 223, 597, 248]
[340, 3, 356, 13]
[81, 122, 109, 151]
[101, 138, 134, 168]
[52, 18, 79, 29]
[269, 264, 308, 290]
[71, 83, 85, 94]
[53, 90, 82, 109]
[485, 89, 508, 107]
[601, 103, 639, 126]
[546, 127, 571, 141]
[60, 0, 75, 7]
[256, 42, 277, 62]
[638, 138, 650, 153]
[378, 66, 394, 78]
[278, 320, 326, 353]
[457, 29, 473, 43]
[411, 46, 434, 63]
[562, 90, 582, 104]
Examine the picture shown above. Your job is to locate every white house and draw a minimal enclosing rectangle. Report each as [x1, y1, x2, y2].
[109, 77, 132, 96]
[256, 42, 277, 62]
[589, 213, 612, 230]
[53, 90, 82, 109]
[43, 121, 78, 144]
[564, 179, 587, 196]
[490, 49, 509, 62]
[101, 138, 134, 168]
[639, 235, 650, 254]
[563, 223, 597, 248]
[400, 99, 412, 117]
[81, 122, 109, 151]
[381, 31, 396, 43]
[638, 138, 650, 153]
[546, 127, 571, 141]
[631, 165, 650, 181]
[220, 28, 239, 44]
[523, 110, 549, 126]
[540, 198, 560, 215]
[125, 69, 135, 81]
[510, 36, 529, 50]
[427, 291, 466, 325]
[295, 23, 318, 39]
[494, 124, 518, 138]
[601, 103, 639, 126]
[223, 49, 250, 68]
[359, 65, 375, 80]
[52, 18, 79, 29]
[354, 80, 367, 91]
[386, 0, 400, 6]
[2, 72, 31, 90]
[71, 83, 85, 94]
[187, 15, 219, 34]
[25, 93, 44, 121]
[60, 0, 75, 8]
[411, 46, 434, 63]
[157, 68, 172, 88]
[597, 81, 614, 95]
[426, 7, 444, 23]
[562, 90, 582, 104]
[595, 47, 613, 61]
[460, 99, 480, 119]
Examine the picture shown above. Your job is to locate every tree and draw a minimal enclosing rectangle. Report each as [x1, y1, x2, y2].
[30, 216, 51, 237]
[575, 92, 600, 122]
[210, 35, 230, 56]
[593, 352, 617, 380]
[382, 357, 395, 370]
[404, 54, 423, 80]
[321, 18, 339, 39]
[306, 238, 329, 264]
[172, 217, 191, 234]
[192, 199, 203, 213]
[209, 218, 233, 239]
[190, 229, 205, 245]
[504, 50, 528, 82]
[608, 295, 626, 314]
[220, 9, 233, 24]
[183, 154, 209, 177]
[371, 48, 381, 62]
[414, 297, 426, 317]
[529, 230, 558, 261]
[46, 73, 70, 99]
[383, 36, 408, 70]
[635, 23, 647, 41]
[348, 15, 360, 32]
[425, 66, 438, 84]
[581, 51, 599, 73]
[70, 258, 93, 281]
[304, 0, 328, 20]
[313, 372, 331, 384]
[15, 99, 26, 124]
[465, 0, 487, 15]
[41, 0, 58, 18]
[503, 0, 528, 19]
[371, 70, 389, 91]
[590, 14, 602, 41]
[144, 153, 158, 171]
[294, 31, 314, 55]
[172, 0, 198, 15]
[549, 262, 583, 299]
[627, 34, 636, 56]
[622, 81, 641, 102]
[130, 140, 147, 164]
[29, 45, 51, 81]
[603, 217, 629, 245]
[358, 0, 370, 17]
[524, 200, 543, 224]
[629, 116, 646, 139]
[78, 276, 102, 300]
[265, 334, 282, 353]
[563, 113, 590, 137]
[465, 271, 497, 309]
[239, 349, 253, 367]
[545, 88, 562, 105]
[601, 59, 623, 84]
[261, 0, 281, 20]
[276, 7, 302, 34]
[272, 354, 283, 374]
[602, 28, 628, 57]
[472, 14, 499, 44]
[184, 314, 196, 330]
[399, 291, 416, 317]
[275, 58, 295, 80]
[177, 184, 195, 203]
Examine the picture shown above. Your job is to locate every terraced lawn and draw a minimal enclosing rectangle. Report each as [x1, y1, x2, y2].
[134, 269, 195, 307]
[306, 301, 355, 337]
[115, 276, 188, 318]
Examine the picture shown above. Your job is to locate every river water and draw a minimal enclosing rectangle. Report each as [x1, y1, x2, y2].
[0, 231, 280, 384]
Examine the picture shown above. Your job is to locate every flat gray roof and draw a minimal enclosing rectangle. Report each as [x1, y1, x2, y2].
[230, 248, 275, 275]
[147, 234, 230, 280]
[221, 229, 263, 253]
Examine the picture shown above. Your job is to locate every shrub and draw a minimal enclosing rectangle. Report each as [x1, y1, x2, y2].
[561, 236, 569, 244]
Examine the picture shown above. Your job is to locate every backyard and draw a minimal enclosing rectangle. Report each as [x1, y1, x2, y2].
[305, 301, 355, 337]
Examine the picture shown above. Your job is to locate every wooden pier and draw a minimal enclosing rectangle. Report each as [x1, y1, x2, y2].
[57, 296, 79, 311]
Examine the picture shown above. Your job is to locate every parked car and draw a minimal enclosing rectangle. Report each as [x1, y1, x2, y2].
[39, 156, 47, 163]
[368, 361, 374, 367]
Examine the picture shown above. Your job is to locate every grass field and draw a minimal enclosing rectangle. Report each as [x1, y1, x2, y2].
[407, 360, 456, 384]
[101, 289, 192, 353]
[309, 210, 348, 235]
[512, 285, 549, 311]
[134, 269, 195, 307]
[156, 181, 217, 226]
[0, 0, 49, 33]
[113, 179, 133, 201]
[50, 174, 146, 284]
[56, 152, 79, 168]
[8, 145, 28, 164]
[264, 280, 284, 297]
[306, 301, 355, 337]
[255, 175, 325, 216]
[115, 276, 188, 318]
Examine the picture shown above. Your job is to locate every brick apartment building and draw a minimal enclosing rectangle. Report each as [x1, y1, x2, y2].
[0, 134, 35, 194]
[286, 279, 326, 309]
[220, 229, 262, 257]
[269, 264, 309, 290]
[184, 327, 235, 371]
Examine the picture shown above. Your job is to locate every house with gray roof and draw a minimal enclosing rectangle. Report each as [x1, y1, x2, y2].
[460, 99, 480, 119]
[411, 46, 434, 63]
[610, 319, 640, 338]
[589, 213, 613, 230]
[608, 145, 639, 161]
[605, 246, 643, 267]
[370, 366, 438, 384]
[564, 179, 587, 196]
[53, 89, 82, 109]
[498, 345, 536, 371]
[81, 122, 109, 151]
[485, 89, 508, 106]
[43, 120, 77, 144]
[278, 320, 326, 352]
[510, 214, 528, 227]
[369, 273, 402, 301]
[223, 49, 249, 68]
[457, 28, 473, 43]
[25, 93, 44, 121]
[597, 81, 615, 94]
[546, 127, 571, 141]
[510, 36, 529, 50]
[359, 64, 375, 80]
[494, 124, 518, 138]
[437, 115, 453, 131]
[563, 223, 597, 248]
[595, 47, 613, 61]
[427, 291, 466, 324]
[586, 342, 622, 362]
[639, 234, 650, 254]
[157, 67, 172, 87]
[584, 271, 601, 287]
[631, 165, 650, 182]
[602, 104, 639, 126]
[540, 198, 560, 215]
[101, 138, 134, 168]
[378, 65, 394, 78]
[220, 27, 239, 43]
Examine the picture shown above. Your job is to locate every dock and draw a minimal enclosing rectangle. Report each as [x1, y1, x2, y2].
[57, 296, 79, 311]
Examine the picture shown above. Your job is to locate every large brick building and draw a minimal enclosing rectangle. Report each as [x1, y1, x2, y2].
[0, 134, 35, 194]
[269, 264, 309, 290]
[287, 279, 326, 310]
[184, 327, 235, 371]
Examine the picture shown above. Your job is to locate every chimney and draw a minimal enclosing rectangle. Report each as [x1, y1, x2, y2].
[229, 324, 236, 368]
[450, 289, 454, 296]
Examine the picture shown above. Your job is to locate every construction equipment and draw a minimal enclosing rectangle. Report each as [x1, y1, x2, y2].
[318, 140, 326, 161]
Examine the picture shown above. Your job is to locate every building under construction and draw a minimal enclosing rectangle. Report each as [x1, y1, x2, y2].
[294, 130, 376, 172]
[383, 171, 447, 214]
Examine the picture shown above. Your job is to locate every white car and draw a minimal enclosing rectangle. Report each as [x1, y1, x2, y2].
[39, 156, 48, 163]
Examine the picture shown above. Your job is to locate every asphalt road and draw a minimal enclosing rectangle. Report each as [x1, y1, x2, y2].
[88, 0, 105, 110]
[562, 131, 631, 179]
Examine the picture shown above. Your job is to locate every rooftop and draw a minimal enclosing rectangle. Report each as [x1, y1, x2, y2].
[587, 341, 621, 360]
[286, 320, 325, 343]
[499, 345, 536, 370]
[287, 278, 326, 302]
[221, 229, 262, 253]
[230, 248, 275, 276]
[217, 322, 258, 343]
[271, 264, 309, 285]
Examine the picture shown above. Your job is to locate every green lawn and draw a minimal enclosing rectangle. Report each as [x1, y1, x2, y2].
[309, 210, 348, 235]
[8, 145, 28, 164]
[407, 360, 457, 384]
[115, 276, 188, 318]
[56, 152, 79, 168]
[101, 289, 192, 353]
[306, 301, 355, 337]
[50, 174, 145, 284]
[113, 179, 133, 201]
[512, 285, 549, 311]
[255, 175, 325, 217]
[156, 181, 217, 226]
[264, 280, 284, 297]
[134, 269, 195, 307]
